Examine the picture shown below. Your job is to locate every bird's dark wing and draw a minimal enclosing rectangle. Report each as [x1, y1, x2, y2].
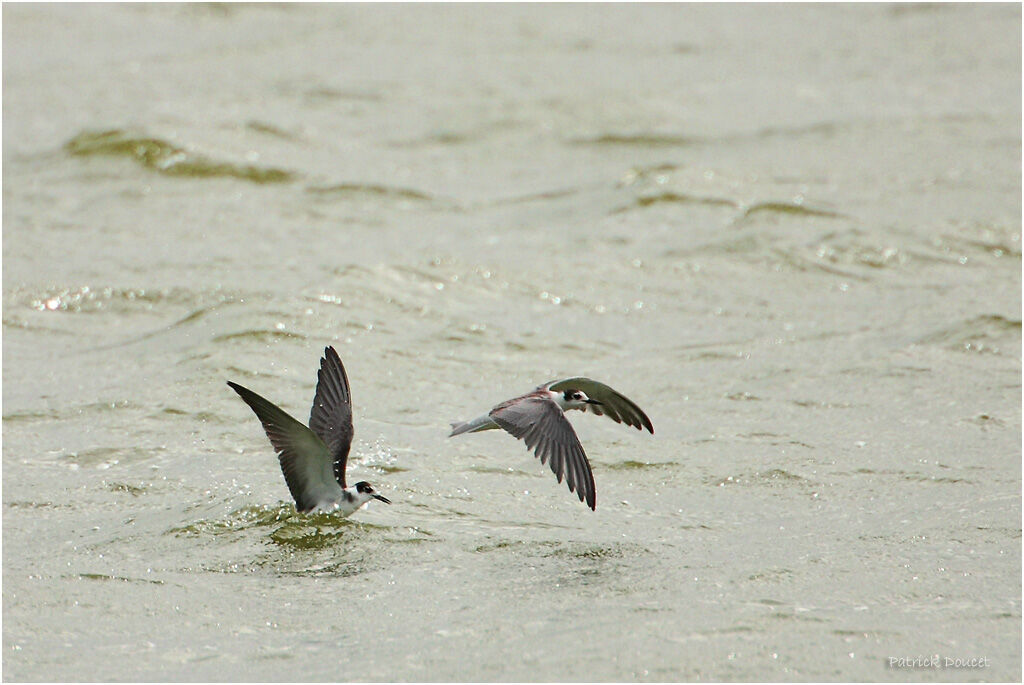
[545, 377, 654, 433]
[308, 346, 354, 488]
[227, 381, 337, 513]
[489, 394, 596, 510]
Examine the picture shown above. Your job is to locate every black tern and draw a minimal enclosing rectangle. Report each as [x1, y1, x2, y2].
[449, 377, 654, 510]
[227, 346, 391, 516]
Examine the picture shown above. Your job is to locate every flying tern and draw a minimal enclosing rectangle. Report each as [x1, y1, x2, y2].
[449, 377, 653, 510]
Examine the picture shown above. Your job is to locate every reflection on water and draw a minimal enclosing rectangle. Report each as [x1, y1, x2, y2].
[65, 129, 297, 183]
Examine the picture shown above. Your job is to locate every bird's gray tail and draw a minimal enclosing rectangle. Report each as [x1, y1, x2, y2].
[449, 414, 500, 437]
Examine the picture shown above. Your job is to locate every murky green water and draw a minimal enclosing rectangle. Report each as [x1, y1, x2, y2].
[3, 4, 1020, 681]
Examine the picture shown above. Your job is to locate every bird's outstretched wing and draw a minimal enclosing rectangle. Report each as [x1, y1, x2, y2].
[489, 395, 596, 510]
[308, 346, 354, 488]
[227, 381, 337, 513]
[544, 377, 654, 433]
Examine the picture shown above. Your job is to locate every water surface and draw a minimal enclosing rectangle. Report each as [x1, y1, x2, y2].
[3, 4, 1020, 681]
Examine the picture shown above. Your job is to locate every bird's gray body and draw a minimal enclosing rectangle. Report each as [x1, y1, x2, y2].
[449, 378, 654, 510]
[227, 347, 390, 516]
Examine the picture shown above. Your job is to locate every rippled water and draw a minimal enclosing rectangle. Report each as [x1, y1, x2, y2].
[3, 4, 1021, 682]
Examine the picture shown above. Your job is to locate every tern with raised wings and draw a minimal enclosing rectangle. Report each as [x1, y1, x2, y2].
[227, 346, 390, 516]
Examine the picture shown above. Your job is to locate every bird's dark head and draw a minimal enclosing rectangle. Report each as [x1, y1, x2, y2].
[565, 387, 602, 403]
[562, 389, 602, 408]
[354, 481, 391, 504]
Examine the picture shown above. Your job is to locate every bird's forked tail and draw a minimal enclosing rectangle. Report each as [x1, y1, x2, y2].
[448, 414, 500, 437]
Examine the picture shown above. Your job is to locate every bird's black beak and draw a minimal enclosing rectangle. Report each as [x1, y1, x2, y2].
[374, 494, 392, 504]
[585, 399, 603, 405]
